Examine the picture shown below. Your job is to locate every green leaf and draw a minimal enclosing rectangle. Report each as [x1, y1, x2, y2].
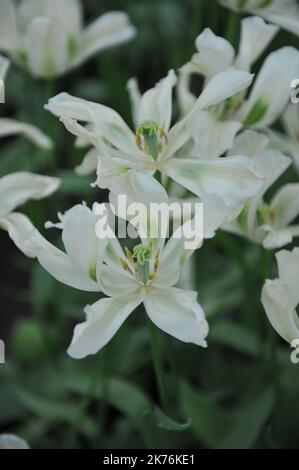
[180, 381, 275, 448]
[153, 407, 191, 432]
[180, 381, 234, 448]
[243, 99, 268, 127]
[224, 388, 275, 448]
[209, 322, 259, 357]
[13, 387, 97, 438]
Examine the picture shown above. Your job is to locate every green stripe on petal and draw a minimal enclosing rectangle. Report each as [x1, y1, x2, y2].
[243, 99, 268, 127]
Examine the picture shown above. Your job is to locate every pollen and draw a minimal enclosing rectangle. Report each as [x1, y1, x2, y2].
[119, 257, 134, 275]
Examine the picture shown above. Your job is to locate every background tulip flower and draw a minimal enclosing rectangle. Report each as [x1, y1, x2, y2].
[220, 0, 299, 37]
[178, 24, 299, 160]
[0, 0, 136, 78]
[223, 130, 299, 249]
[0, 172, 60, 255]
[0, 434, 29, 449]
[265, 104, 299, 175]
[262, 248, 299, 343]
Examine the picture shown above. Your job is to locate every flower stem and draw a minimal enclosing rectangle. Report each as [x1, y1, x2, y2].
[146, 316, 169, 413]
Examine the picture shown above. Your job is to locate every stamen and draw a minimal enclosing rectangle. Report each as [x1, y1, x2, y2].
[124, 247, 134, 264]
[149, 272, 157, 281]
[154, 249, 160, 272]
[256, 203, 276, 225]
[136, 120, 166, 160]
[119, 257, 134, 275]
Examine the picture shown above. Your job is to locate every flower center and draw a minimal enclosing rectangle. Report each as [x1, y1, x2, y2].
[119, 243, 160, 285]
[256, 203, 276, 225]
[136, 120, 167, 160]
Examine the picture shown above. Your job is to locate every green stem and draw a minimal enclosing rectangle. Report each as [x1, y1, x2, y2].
[210, 0, 219, 31]
[259, 247, 277, 369]
[225, 11, 239, 48]
[155, 170, 162, 185]
[146, 316, 169, 413]
[73, 351, 106, 432]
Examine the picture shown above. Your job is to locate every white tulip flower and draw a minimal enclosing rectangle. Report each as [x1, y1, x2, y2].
[0, 0, 136, 78]
[223, 130, 299, 249]
[220, 0, 299, 37]
[46, 68, 264, 212]
[67, 221, 209, 359]
[262, 247, 299, 343]
[178, 22, 299, 159]
[266, 104, 299, 175]
[0, 434, 29, 449]
[0, 172, 60, 255]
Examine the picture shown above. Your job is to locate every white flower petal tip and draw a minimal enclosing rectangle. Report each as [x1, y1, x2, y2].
[144, 288, 209, 348]
[24, 203, 107, 292]
[0, 172, 60, 218]
[0, 434, 29, 450]
[0, 118, 53, 149]
[67, 294, 143, 359]
[221, 0, 299, 38]
[261, 248, 299, 344]
[196, 68, 254, 111]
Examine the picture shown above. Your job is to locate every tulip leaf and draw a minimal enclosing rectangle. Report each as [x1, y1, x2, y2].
[180, 381, 275, 448]
[153, 407, 191, 432]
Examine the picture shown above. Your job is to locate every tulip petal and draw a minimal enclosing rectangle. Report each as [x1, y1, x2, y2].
[0, 118, 53, 148]
[132, 70, 177, 132]
[0, 172, 60, 217]
[195, 67, 254, 111]
[74, 148, 98, 176]
[46, 92, 138, 157]
[235, 16, 278, 71]
[271, 183, 299, 227]
[24, 229, 100, 292]
[0, 211, 35, 257]
[262, 278, 299, 344]
[0, 54, 9, 81]
[60, 204, 106, 281]
[241, 47, 299, 127]
[190, 110, 241, 160]
[144, 287, 208, 347]
[67, 293, 143, 359]
[165, 155, 264, 208]
[74, 12, 136, 67]
[0, 434, 29, 449]
[25, 17, 69, 77]
[193, 28, 234, 78]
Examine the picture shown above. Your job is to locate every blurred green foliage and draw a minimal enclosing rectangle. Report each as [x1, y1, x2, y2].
[0, 0, 299, 449]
